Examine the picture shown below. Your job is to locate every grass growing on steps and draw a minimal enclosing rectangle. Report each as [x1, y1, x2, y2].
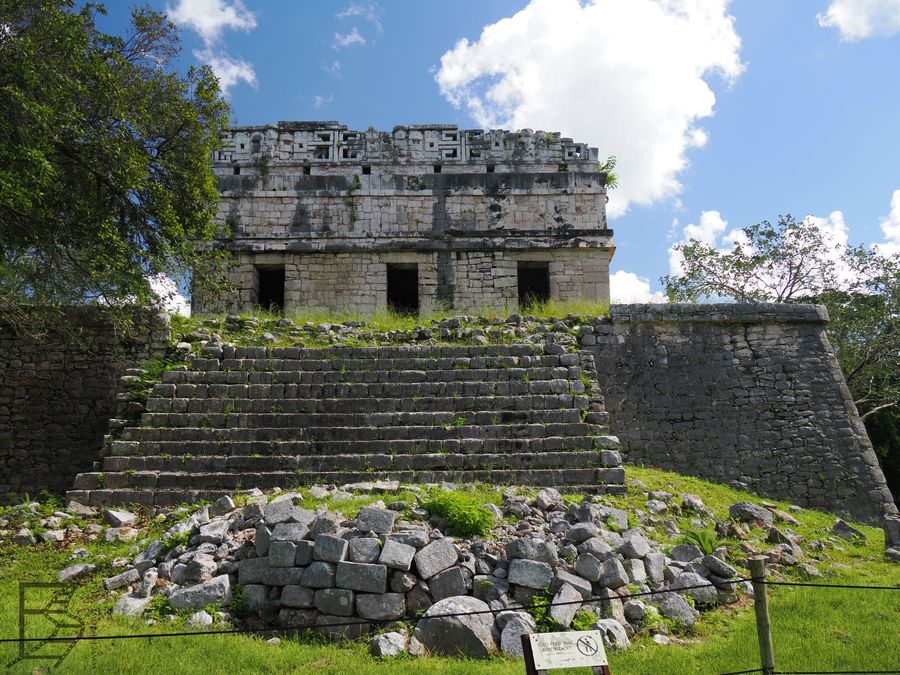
[1, 467, 897, 674]
[168, 298, 610, 348]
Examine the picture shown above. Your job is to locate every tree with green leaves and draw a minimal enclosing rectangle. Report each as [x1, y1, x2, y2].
[0, 1, 230, 331]
[662, 214, 900, 499]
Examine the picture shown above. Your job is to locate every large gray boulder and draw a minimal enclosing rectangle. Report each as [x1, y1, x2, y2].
[652, 591, 699, 627]
[596, 618, 630, 651]
[370, 630, 408, 657]
[598, 558, 629, 589]
[500, 615, 535, 658]
[413, 596, 497, 658]
[617, 532, 651, 559]
[729, 502, 773, 525]
[169, 574, 231, 610]
[112, 593, 150, 617]
[549, 582, 582, 628]
[508, 559, 552, 589]
[672, 572, 718, 606]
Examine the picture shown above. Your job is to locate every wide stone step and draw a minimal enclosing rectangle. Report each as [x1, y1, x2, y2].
[209, 344, 553, 361]
[73, 467, 627, 492]
[162, 366, 581, 385]
[144, 394, 588, 414]
[206, 354, 577, 372]
[102, 450, 622, 473]
[150, 379, 587, 399]
[122, 422, 605, 443]
[139, 408, 586, 429]
[107, 434, 616, 457]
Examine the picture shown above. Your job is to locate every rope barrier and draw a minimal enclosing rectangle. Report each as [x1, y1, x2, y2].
[0, 577, 753, 644]
[0, 576, 896, 651]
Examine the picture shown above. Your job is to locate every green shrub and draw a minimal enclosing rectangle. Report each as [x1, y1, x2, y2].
[164, 529, 192, 549]
[422, 490, 495, 537]
[571, 609, 599, 631]
[681, 528, 721, 555]
[525, 588, 557, 632]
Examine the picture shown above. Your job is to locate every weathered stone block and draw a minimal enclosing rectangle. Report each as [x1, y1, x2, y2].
[414, 538, 458, 579]
[314, 534, 349, 563]
[335, 561, 388, 593]
[379, 539, 416, 571]
[507, 559, 552, 590]
[356, 592, 406, 621]
[315, 588, 355, 616]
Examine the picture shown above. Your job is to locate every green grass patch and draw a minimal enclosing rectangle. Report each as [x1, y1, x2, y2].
[421, 489, 497, 537]
[1, 467, 896, 674]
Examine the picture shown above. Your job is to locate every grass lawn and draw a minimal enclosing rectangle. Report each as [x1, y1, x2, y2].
[1, 466, 897, 674]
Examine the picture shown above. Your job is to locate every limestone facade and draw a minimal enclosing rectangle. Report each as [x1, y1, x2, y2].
[193, 122, 614, 315]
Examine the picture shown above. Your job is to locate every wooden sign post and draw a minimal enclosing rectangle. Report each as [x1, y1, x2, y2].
[521, 630, 611, 675]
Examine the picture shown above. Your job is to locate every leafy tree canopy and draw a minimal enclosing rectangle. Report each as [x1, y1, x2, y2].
[0, 1, 230, 330]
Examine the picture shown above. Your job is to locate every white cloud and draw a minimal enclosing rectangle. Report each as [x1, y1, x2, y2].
[336, 2, 383, 33]
[322, 59, 342, 75]
[167, 0, 256, 46]
[610, 270, 667, 303]
[313, 94, 334, 108]
[817, 0, 900, 40]
[877, 189, 900, 255]
[195, 49, 257, 94]
[668, 210, 736, 276]
[435, 0, 744, 218]
[148, 275, 191, 317]
[333, 27, 366, 49]
[167, 0, 257, 95]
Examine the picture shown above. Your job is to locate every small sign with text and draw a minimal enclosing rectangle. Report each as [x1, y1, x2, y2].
[522, 630, 610, 674]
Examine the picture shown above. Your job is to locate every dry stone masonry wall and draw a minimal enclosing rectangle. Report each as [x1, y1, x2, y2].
[195, 122, 613, 314]
[0, 311, 167, 501]
[587, 304, 895, 524]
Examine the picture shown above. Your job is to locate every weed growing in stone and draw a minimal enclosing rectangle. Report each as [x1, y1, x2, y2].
[682, 528, 722, 555]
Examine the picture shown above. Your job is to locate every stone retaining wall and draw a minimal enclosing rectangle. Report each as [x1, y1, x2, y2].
[0, 311, 168, 501]
[588, 304, 895, 524]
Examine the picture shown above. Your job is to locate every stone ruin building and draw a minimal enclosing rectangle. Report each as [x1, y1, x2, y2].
[193, 121, 614, 315]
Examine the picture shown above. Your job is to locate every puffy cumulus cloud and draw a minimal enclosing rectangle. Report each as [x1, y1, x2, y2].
[435, 0, 744, 218]
[195, 49, 257, 93]
[167, 0, 256, 46]
[817, 0, 900, 40]
[167, 0, 257, 95]
[148, 275, 191, 317]
[877, 189, 900, 256]
[610, 270, 667, 303]
[667, 210, 740, 276]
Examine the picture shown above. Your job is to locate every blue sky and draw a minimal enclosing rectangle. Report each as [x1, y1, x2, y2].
[102, 0, 900, 302]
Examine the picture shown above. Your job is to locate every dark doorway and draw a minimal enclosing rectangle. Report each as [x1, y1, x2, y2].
[517, 262, 550, 307]
[387, 263, 419, 315]
[257, 266, 285, 313]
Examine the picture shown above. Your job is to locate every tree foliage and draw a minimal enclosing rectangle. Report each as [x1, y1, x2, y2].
[662, 215, 843, 302]
[0, 1, 230, 330]
[663, 214, 900, 499]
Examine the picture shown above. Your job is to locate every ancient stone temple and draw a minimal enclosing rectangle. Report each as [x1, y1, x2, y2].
[193, 122, 614, 315]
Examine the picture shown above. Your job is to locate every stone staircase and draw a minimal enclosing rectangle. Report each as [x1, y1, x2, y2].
[67, 344, 625, 505]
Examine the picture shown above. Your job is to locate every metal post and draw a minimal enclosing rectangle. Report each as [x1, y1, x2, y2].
[749, 555, 776, 675]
